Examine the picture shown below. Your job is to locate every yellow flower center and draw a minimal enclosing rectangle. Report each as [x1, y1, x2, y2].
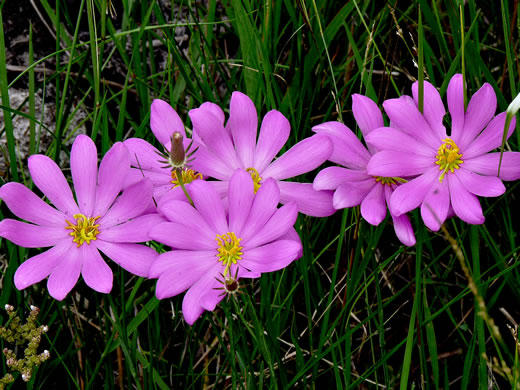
[171, 168, 203, 188]
[215, 232, 243, 277]
[374, 176, 408, 186]
[246, 167, 262, 193]
[436, 138, 463, 182]
[65, 214, 101, 247]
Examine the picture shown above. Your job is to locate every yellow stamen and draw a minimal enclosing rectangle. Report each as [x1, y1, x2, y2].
[215, 232, 243, 277]
[171, 168, 203, 188]
[246, 167, 262, 193]
[65, 214, 101, 247]
[435, 138, 463, 182]
[374, 176, 408, 186]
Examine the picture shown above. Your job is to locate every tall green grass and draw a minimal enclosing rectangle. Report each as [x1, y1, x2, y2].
[1, 0, 520, 388]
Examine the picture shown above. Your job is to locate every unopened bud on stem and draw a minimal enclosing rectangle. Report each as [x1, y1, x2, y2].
[169, 132, 186, 168]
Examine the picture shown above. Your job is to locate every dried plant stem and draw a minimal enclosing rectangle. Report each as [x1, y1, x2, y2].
[439, 224, 502, 343]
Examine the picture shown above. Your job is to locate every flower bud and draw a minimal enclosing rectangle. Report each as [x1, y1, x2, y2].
[507, 91, 520, 116]
[169, 132, 186, 168]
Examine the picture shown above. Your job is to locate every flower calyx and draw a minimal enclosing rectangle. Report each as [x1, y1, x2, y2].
[214, 267, 242, 298]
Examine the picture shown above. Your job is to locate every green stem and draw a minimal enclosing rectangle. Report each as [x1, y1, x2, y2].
[175, 168, 194, 206]
[418, 4, 424, 114]
[460, 4, 467, 110]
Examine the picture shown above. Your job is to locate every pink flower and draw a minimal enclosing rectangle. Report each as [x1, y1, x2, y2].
[0, 135, 162, 300]
[366, 74, 520, 230]
[149, 169, 302, 325]
[313, 94, 416, 246]
[123, 99, 206, 202]
[188, 91, 336, 217]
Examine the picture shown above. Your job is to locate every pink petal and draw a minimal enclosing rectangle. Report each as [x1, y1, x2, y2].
[366, 150, 434, 177]
[150, 250, 215, 279]
[189, 108, 241, 170]
[98, 214, 166, 243]
[390, 213, 416, 246]
[412, 80, 447, 139]
[47, 246, 83, 300]
[123, 138, 167, 173]
[150, 99, 185, 145]
[333, 179, 375, 209]
[228, 169, 255, 236]
[94, 241, 156, 277]
[254, 110, 290, 173]
[364, 127, 435, 157]
[463, 113, 516, 159]
[188, 180, 229, 234]
[190, 144, 235, 180]
[124, 166, 170, 189]
[463, 152, 520, 181]
[261, 134, 332, 180]
[383, 96, 440, 149]
[156, 187, 192, 206]
[313, 167, 369, 191]
[312, 121, 371, 169]
[447, 174, 484, 224]
[458, 83, 497, 149]
[420, 178, 450, 231]
[0, 182, 67, 226]
[209, 180, 229, 196]
[71, 135, 98, 215]
[243, 202, 298, 248]
[28, 155, 79, 216]
[200, 278, 227, 311]
[383, 184, 398, 215]
[149, 222, 215, 250]
[157, 200, 214, 237]
[151, 185, 172, 205]
[447, 74, 465, 141]
[99, 180, 153, 228]
[14, 240, 74, 290]
[80, 244, 113, 293]
[153, 251, 215, 299]
[390, 168, 439, 216]
[240, 240, 302, 273]
[198, 102, 225, 125]
[352, 94, 384, 137]
[360, 183, 387, 225]
[455, 168, 505, 197]
[279, 226, 302, 244]
[240, 178, 280, 240]
[277, 181, 336, 217]
[182, 265, 222, 325]
[0, 219, 69, 248]
[228, 91, 258, 168]
[93, 142, 131, 217]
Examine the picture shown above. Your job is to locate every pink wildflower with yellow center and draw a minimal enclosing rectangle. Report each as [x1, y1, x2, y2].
[312, 94, 416, 246]
[187, 91, 336, 217]
[366, 74, 520, 230]
[148, 169, 302, 325]
[0, 135, 162, 300]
